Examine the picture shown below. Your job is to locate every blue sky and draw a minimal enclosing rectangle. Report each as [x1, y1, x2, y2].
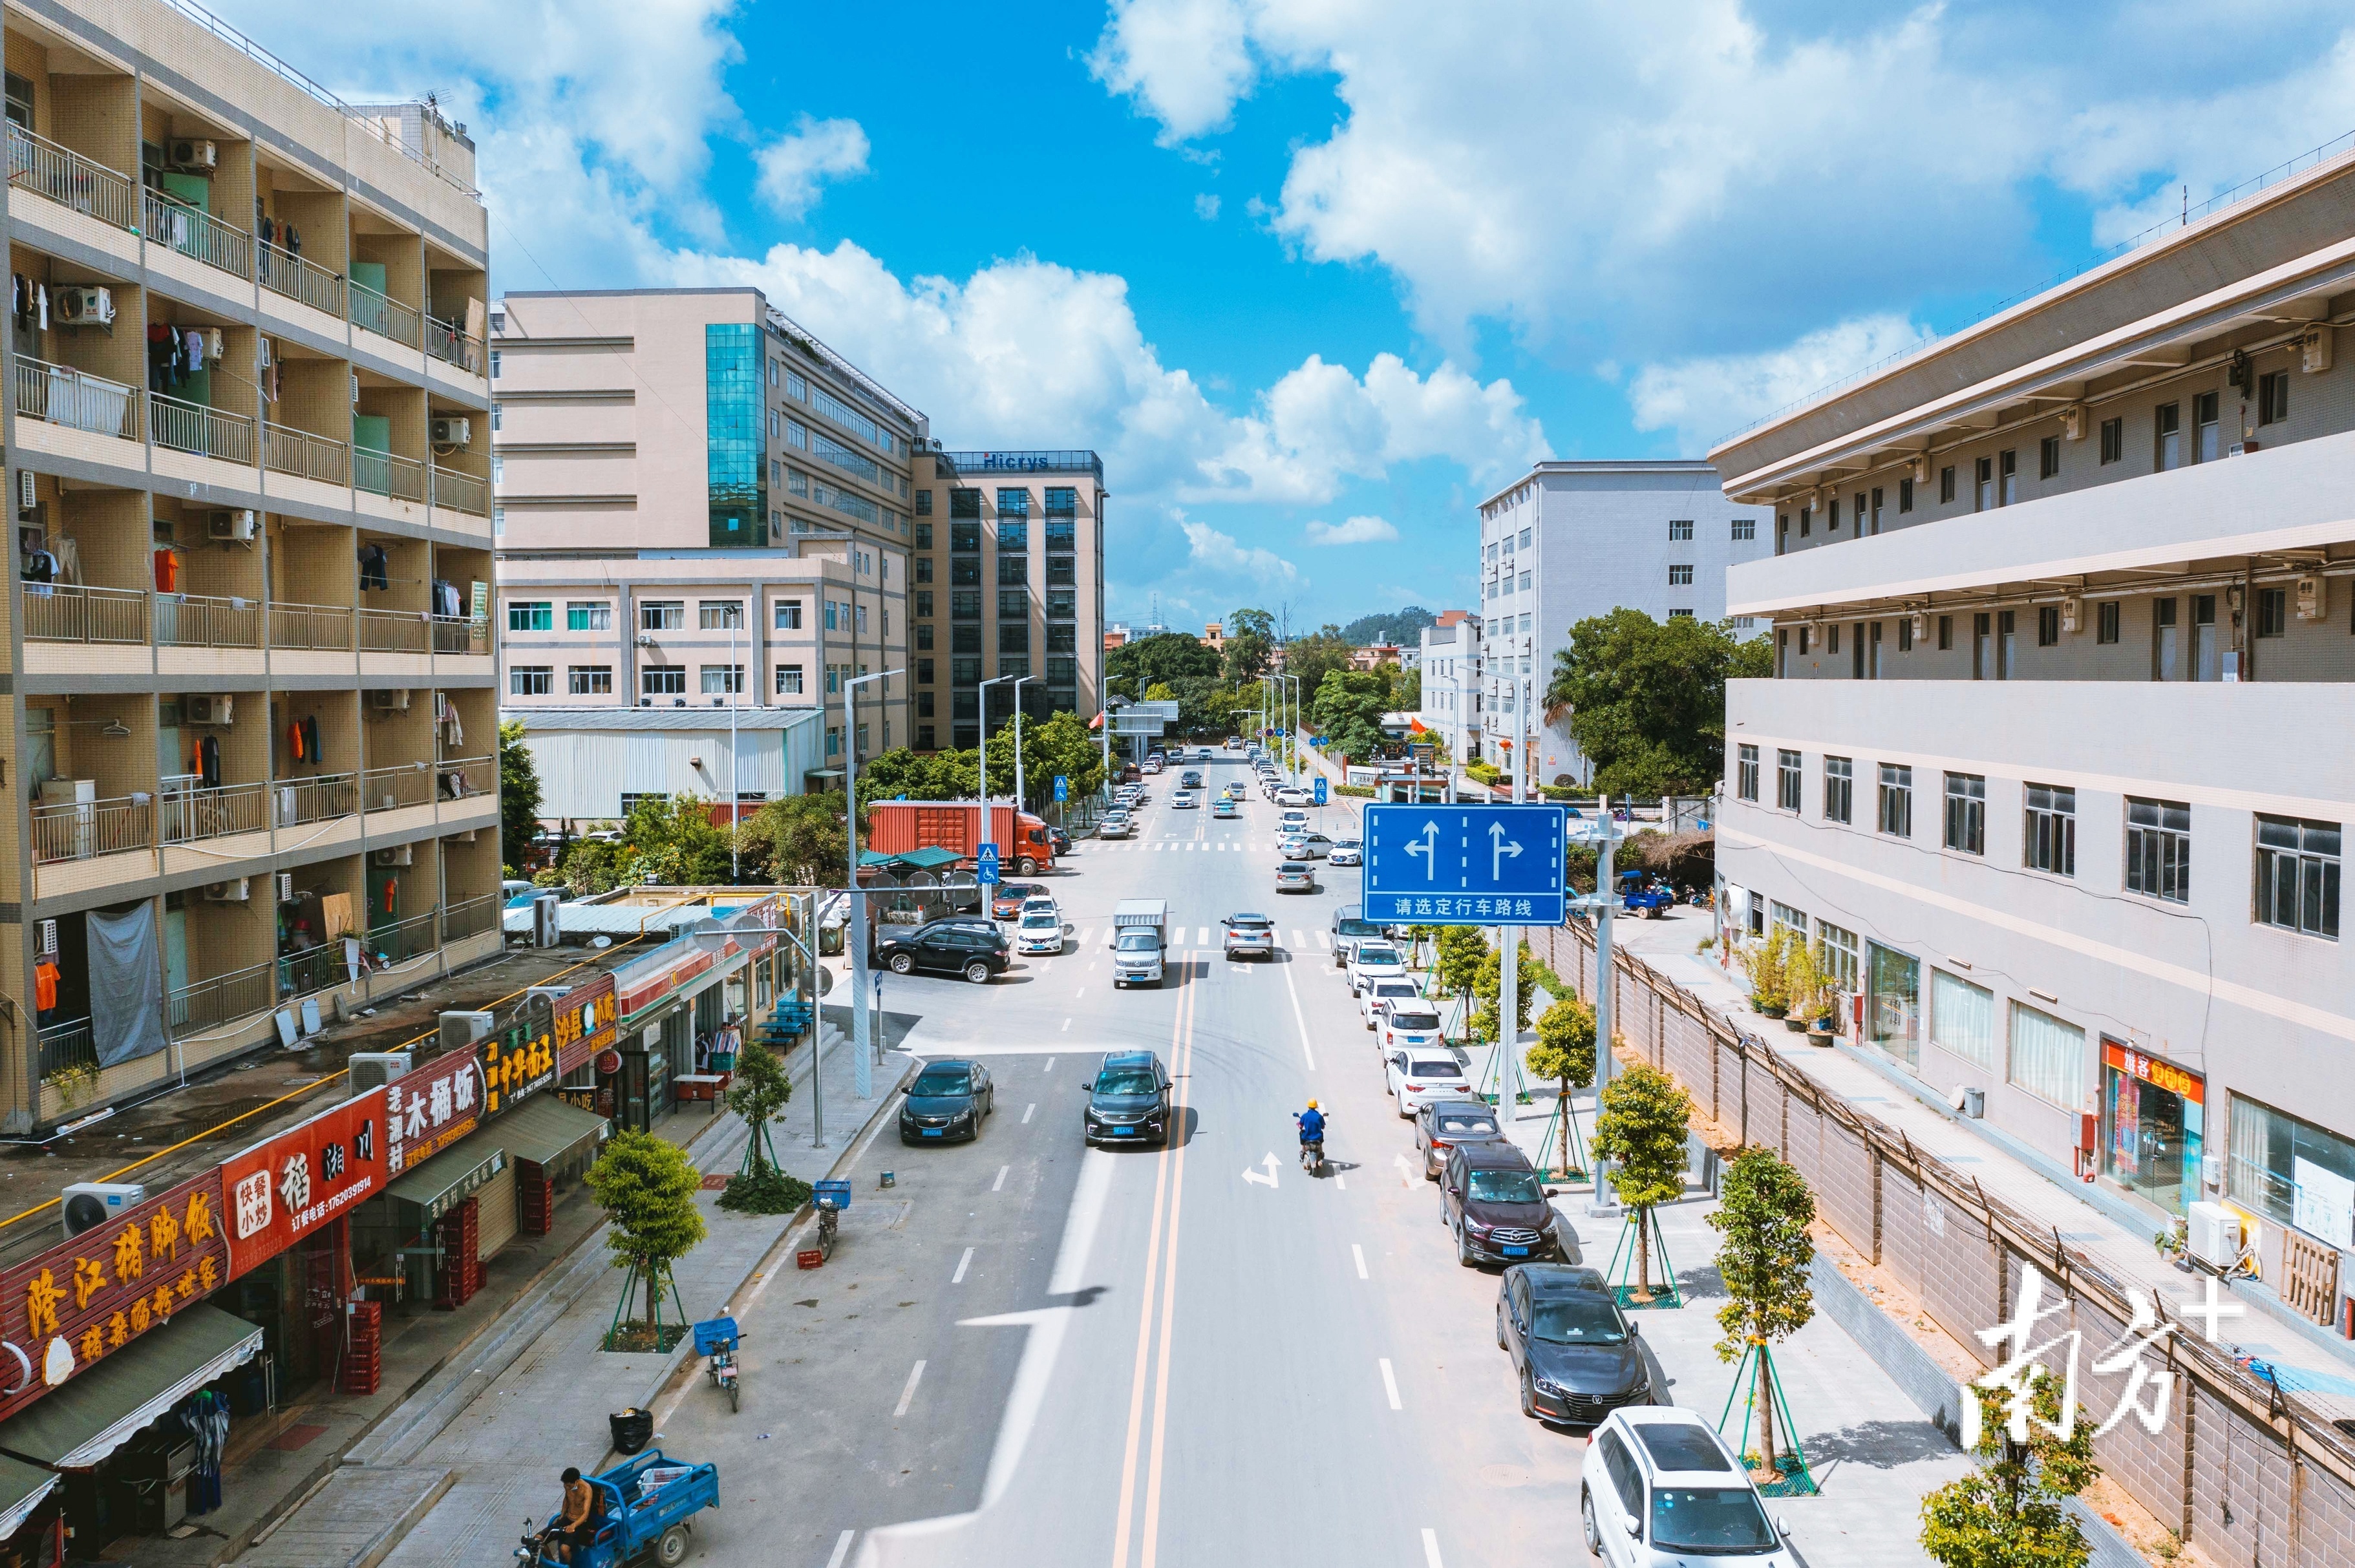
[221, 0, 2355, 632]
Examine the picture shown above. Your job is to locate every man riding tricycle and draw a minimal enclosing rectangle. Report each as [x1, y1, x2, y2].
[515, 1450, 719, 1567]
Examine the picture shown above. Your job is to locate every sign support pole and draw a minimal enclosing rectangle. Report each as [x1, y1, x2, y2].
[1590, 799, 1621, 1217]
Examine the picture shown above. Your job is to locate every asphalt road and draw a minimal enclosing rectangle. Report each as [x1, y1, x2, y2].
[659, 756, 1600, 1567]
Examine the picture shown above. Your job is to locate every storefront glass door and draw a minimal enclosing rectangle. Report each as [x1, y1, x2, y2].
[1867, 944, 1921, 1070]
[2102, 1039, 2204, 1214]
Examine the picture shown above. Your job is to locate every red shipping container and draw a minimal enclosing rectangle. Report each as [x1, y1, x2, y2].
[863, 801, 1056, 873]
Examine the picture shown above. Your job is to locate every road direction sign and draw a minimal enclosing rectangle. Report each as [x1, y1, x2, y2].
[1052, 774, 1069, 803]
[976, 843, 1001, 885]
[1362, 803, 1568, 926]
[1312, 777, 1328, 806]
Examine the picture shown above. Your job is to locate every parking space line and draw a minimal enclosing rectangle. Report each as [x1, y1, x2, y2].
[1022, 1103, 1036, 1123]
[953, 1247, 974, 1284]
[895, 1359, 925, 1417]
[1380, 1358, 1401, 1410]
[993, 1164, 1008, 1191]
[826, 1530, 855, 1568]
[1420, 1528, 1444, 1568]
[1352, 1244, 1367, 1279]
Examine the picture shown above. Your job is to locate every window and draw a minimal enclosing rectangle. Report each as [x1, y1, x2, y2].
[1823, 756, 1853, 824]
[997, 555, 1029, 586]
[912, 590, 933, 619]
[823, 600, 837, 631]
[2194, 390, 2219, 462]
[641, 600, 684, 631]
[1974, 456, 1994, 511]
[1939, 465, 1956, 503]
[1816, 921, 1860, 996]
[2008, 1002, 2085, 1110]
[2040, 434, 2061, 480]
[1798, 507, 1811, 538]
[2038, 605, 2060, 647]
[2123, 798, 2190, 904]
[1868, 944, 1920, 1065]
[1731, 517, 1754, 540]
[998, 520, 1028, 551]
[1897, 616, 1913, 652]
[1930, 969, 1995, 1069]
[701, 664, 743, 695]
[950, 488, 983, 521]
[1828, 624, 1840, 656]
[1944, 772, 1985, 855]
[2100, 416, 2124, 465]
[2258, 370, 2289, 427]
[699, 600, 744, 630]
[1870, 487, 1884, 534]
[999, 624, 1030, 653]
[1668, 608, 1694, 619]
[641, 666, 685, 697]
[1828, 498, 1840, 533]
[914, 522, 933, 549]
[1898, 477, 1914, 514]
[1776, 750, 1802, 812]
[1667, 564, 1693, 586]
[856, 604, 868, 634]
[2155, 402, 2182, 470]
[2228, 1096, 2355, 1240]
[567, 665, 612, 695]
[1736, 745, 1759, 801]
[509, 665, 553, 695]
[1937, 613, 1953, 651]
[1047, 589, 1076, 620]
[2097, 601, 2120, 644]
[2255, 588, 2286, 639]
[997, 655, 1029, 679]
[490, 401, 502, 432]
[1668, 519, 1693, 541]
[913, 557, 934, 584]
[952, 626, 982, 655]
[951, 657, 982, 684]
[2255, 815, 2341, 939]
[914, 624, 934, 651]
[1878, 764, 1913, 838]
[996, 488, 1030, 519]
[1769, 901, 1809, 942]
[565, 601, 610, 632]
[765, 664, 801, 695]
[2023, 783, 2076, 876]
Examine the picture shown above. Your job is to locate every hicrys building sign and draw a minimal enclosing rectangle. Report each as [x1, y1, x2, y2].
[222, 1090, 389, 1278]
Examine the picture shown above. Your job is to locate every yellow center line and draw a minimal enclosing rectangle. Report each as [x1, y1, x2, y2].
[1137, 958, 1197, 1568]
[1109, 959, 1189, 1567]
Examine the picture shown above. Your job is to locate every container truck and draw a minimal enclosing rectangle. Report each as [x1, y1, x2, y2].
[864, 800, 1058, 874]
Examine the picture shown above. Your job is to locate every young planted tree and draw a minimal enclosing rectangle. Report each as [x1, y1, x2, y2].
[1590, 1063, 1693, 1301]
[1708, 1147, 1818, 1481]
[1526, 996, 1597, 1178]
[719, 1046, 811, 1214]
[1921, 1379, 2100, 1568]
[586, 1131, 707, 1339]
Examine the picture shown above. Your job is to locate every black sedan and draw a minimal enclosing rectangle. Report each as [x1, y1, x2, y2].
[900, 1059, 996, 1143]
[1496, 1264, 1657, 1426]
[873, 920, 1010, 983]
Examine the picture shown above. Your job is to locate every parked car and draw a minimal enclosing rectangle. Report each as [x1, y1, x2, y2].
[1380, 1002, 1448, 1057]
[1347, 941, 1409, 995]
[1278, 832, 1335, 860]
[1222, 912, 1277, 960]
[873, 920, 1010, 984]
[1328, 838, 1363, 866]
[1100, 816, 1136, 839]
[1275, 861, 1317, 893]
[1388, 1045, 1473, 1117]
[992, 883, 1047, 919]
[1212, 800, 1239, 820]
[1415, 1098, 1506, 1178]
[1582, 1408, 1796, 1564]
[899, 1059, 996, 1143]
[1016, 910, 1067, 956]
[1360, 978, 1424, 1029]
[1500, 1265, 1658, 1426]
[1330, 909, 1388, 966]
[1083, 1050, 1174, 1145]
[1275, 786, 1313, 807]
[1441, 1143, 1577, 1266]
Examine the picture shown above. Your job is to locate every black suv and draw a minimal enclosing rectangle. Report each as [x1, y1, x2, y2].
[1497, 1264, 1656, 1426]
[1082, 1050, 1174, 1146]
[873, 920, 1010, 983]
[1442, 1143, 1577, 1267]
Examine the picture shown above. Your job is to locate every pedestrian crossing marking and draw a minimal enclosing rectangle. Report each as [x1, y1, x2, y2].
[1292, 930, 1308, 947]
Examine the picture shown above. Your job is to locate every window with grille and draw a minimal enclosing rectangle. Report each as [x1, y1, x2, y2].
[2255, 815, 2340, 938]
[999, 624, 1030, 653]
[1776, 750, 1802, 811]
[509, 666, 552, 695]
[2124, 798, 2190, 903]
[952, 657, 982, 683]
[1047, 589, 1076, 620]
[952, 626, 982, 653]
[998, 520, 1028, 550]
[1878, 764, 1913, 838]
[641, 666, 685, 696]
[1047, 624, 1078, 652]
[567, 666, 612, 695]
[952, 591, 981, 620]
[2023, 783, 2076, 875]
[1047, 555, 1076, 584]
[1668, 520, 1693, 541]
[950, 521, 981, 553]
[998, 589, 1028, 619]
[950, 488, 982, 519]
[507, 601, 551, 632]
[1737, 745, 1758, 801]
[1823, 756, 1852, 823]
[996, 488, 1030, 517]
[998, 555, 1028, 586]
[1943, 772, 1984, 854]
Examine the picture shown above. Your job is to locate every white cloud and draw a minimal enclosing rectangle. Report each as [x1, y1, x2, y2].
[1194, 192, 1222, 220]
[1089, 0, 1260, 143]
[754, 114, 870, 218]
[1629, 313, 1935, 453]
[1182, 518, 1301, 586]
[1305, 514, 1398, 546]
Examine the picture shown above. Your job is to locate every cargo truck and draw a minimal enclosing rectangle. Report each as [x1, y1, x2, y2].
[1111, 899, 1169, 988]
[865, 800, 1058, 874]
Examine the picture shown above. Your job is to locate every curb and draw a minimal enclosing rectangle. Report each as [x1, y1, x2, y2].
[351, 1468, 456, 1568]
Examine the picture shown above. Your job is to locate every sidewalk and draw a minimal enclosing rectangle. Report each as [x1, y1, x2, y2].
[231, 1023, 914, 1568]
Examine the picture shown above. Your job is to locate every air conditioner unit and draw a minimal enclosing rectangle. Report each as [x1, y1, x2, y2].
[346, 1052, 412, 1093]
[184, 694, 233, 727]
[1909, 611, 1928, 643]
[373, 844, 414, 867]
[2061, 405, 2087, 441]
[429, 416, 473, 449]
[17, 470, 33, 514]
[167, 138, 218, 171]
[36, 918, 57, 957]
[2186, 1201, 2243, 1270]
[2301, 323, 2334, 374]
[54, 286, 114, 328]
[2296, 575, 2325, 620]
[276, 872, 294, 904]
[63, 1182, 145, 1239]
[370, 688, 410, 714]
[203, 878, 251, 903]
[2059, 597, 2081, 634]
[206, 509, 256, 544]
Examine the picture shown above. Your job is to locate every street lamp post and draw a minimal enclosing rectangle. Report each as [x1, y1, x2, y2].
[844, 668, 902, 1099]
[1010, 675, 1033, 816]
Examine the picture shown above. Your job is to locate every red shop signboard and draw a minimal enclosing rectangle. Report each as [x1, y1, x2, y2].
[221, 1088, 389, 1278]
[385, 1048, 482, 1177]
[553, 974, 617, 1078]
[0, 1171, 230, 1423]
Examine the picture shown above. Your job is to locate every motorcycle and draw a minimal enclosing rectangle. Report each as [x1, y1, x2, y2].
[1297, 1114, 1328, 1175]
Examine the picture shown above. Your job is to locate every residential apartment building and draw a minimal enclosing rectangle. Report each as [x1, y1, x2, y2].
[1416, 610, 1480, 762]
[493, 289, 918, 812]
[1477, 461, 1768, 783]
[907, 450, 1106, 750]
[1, 0, 496, 1131]
[1710, 150, 2355, 1307]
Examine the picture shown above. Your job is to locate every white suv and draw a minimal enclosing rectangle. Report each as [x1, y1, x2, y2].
[1581, 1408, 1796, 1566]
[1347, 942, 1408, 995]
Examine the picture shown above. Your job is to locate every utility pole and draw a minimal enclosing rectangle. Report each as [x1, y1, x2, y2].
[1588, 796, 1621, 1216]
[1011, 675, 1032, 816]
[843, 668, 900, 1099]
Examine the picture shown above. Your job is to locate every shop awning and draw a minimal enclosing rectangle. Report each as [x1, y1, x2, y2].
[0, 1304, 262, 1470]
[385, 1131, 506, 1225]
[0, 1454, 57, 1541]
[495, 1094, 609, 1170]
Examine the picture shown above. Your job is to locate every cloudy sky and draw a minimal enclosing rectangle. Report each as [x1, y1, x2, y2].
[215, 0, 2355, 630]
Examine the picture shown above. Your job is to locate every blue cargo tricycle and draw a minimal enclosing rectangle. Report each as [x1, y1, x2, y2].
[514, 1450, 719, 1567]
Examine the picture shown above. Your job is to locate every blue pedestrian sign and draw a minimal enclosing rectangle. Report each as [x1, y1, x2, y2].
[1312, 777, 1328, 805]
[1362, 804, 1568, 926]
[1052, 774, 1069, 803]
[976, 843, 1001, 885]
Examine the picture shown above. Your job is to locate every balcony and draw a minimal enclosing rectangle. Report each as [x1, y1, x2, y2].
[275, 772, 357, 827]
[259, 244, 343, 317]
[359, 608, 430, 653]
[38, 1019, 95, 1081]
[263, 421, 350, 487]
[6, 124, 137, 236]
[368, 909, 438, 966]
[425, 316, 485, 376]
[361, 760, 436, 812]
[268, 602, 354, 652]
[142, 190, 251, 280]
[150, 393, 255, 465]
[442, 891, 501, 943]
[348, 281, 421, 350]
[23, 583, 147, 644]
[430, 465, 488, 516]
[431, 616, 489, 655]
[32, 793, 153, 865]
[14, 357, 139, 442]
[167, 962, 275, 1039]
[356, 449, 427, 504]
[160, 780, 270, 845]
[156, 593, 263, 650]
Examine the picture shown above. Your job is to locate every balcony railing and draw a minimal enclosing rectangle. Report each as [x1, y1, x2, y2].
[361, 761, 436, 812]
[24, 582, 148, 644]
[268, 601, 354, 651]
[150, 393, 255, 464]
[279, 943, 344, 1001]
[442, 892, 502, 944]
[430, 465, 488, 516]
[142, 189, 251, 278]
[32, 792, 153, 865]
[167, 961, 275, 1039]
[264, 421, 349, 486]
[275, 772, 357, 827]
[355, 449, 426, 503]
[348, 281, 421, 348]
[160, 781, 270, 845]
[431, 616, 489, 655]
[359, 608, 430, 653]
[37, 1019, 96, 1081]
[367, 909, 439, 966]
[156, 593, 263, 650]
[6, 124, 137, 233]
[14, 357, 138, 440]
[259, 243, 343, 315]
[425, 315, 485, 375]
[437, 755, 494, 803]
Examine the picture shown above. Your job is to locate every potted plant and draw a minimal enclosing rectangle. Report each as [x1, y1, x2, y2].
[1743, 928, 1791, 1018]
[1780, 940, 1820, 1033]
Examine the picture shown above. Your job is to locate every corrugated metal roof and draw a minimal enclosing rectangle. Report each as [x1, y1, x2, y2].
[499, 706, 826, 733]
[501, 901, 754, 937]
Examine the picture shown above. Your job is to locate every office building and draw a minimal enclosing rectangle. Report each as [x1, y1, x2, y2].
[1712, 149, 2355, 1287]
[1416, 610, 1480, 762]
[3, 0, 495, 1129]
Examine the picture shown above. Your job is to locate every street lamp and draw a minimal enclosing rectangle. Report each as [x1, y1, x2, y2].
[843, 666, 901, 1099]
[1010, 675, 1033, 813]
[976, 673, 1016, 853]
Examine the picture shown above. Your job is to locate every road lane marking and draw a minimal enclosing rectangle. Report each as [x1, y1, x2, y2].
[1292, 930, 1307, 947]
[1022, 1103, 1036, 1123]
[993, 1164, 1008, 1191]
[1196, 927, 1209, 944]
[827, 1531, 855, 1568]
[1279, 946, 1318, 1071]
[1380, 1359, 1401, 1410]
[1045, 1056, 1055, 1072]
[1317, 931, 1333, 949]
[895, 1359, 926, 1417]
[1353, 1244, 1368, 1279]
[1137, 970, 1197, 1568]
[1421, 1529, 1444, 1568]
[1075, 988, 1085, 1001]
[1061, 1018, 1071, 1032]
[1335, 1172, 1347, 1190]
[1112, 976, 1190, 1568]
[953, 1247, 974, 1284]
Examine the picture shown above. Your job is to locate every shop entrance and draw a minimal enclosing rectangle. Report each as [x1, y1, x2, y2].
[2102, 1038, 2204, 1214]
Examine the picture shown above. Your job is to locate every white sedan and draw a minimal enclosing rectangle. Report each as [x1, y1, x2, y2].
[1347, 941, 1409, 995]
[1328, 839, 1363, 866]
[1278, 832, 1335, 860]
[1016, 911, 1066, 955]
[1360, 977, 1423, 1029]
[1386, 1048, 1472, 1117]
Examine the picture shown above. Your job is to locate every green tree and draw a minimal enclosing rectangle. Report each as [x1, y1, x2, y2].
[1920, 1380, 2100, 1568]
[719, 1044, 811, 1213]
[1279, 625, 1356, 714]
[1591, 1063, 1693, 1300]
[585, 1130, 707, 1328]
[620, 794, 736, 885]
[1527, 996, 1597, 1178]
[1432, 926, 1489, 1001]
[498, 721, 542, 876]
[1543, 609, 1772, 795]
[1707, 1147, 1818, 1481]
[1222, 608, 1277, 683]
[556, 838, 626, 897]
[1310, 668, 1392, 761]
[1105, 632, 1220, 701]
[1001, 710, 1104, 810]
[742, 792, 858, 885]
[1339, 605, 1438, 647]
[1392, 665, 1421, 712]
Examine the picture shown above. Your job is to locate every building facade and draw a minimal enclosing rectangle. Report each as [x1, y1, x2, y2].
[1416, 611, 1480, 762]
[493, 289, 919, 814]
[2, 0, 496, 1130]
[1477, 460, 1768, 784]
[1710, 151, 2355, 1304]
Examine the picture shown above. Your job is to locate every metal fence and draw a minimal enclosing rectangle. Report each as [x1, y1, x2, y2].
[361, 762, 436, 812]
[155, 592, 263, 650]
[430, 617, 489, 655]
[348, 281, 421, 348]
[355, 449, 426, 503]
[142, 189, 251, 277]
[269, 601, 354, 651]
[359, 608, 430, 653]
[160, 781, 270, 845]
[150, 392, 255, 463]
[430, 465, 488, 515]
[279, 943, 344, 1001]
[275, 772, 357, 827]
[31, 794, 153, 864]
[442, 893, 502, 943]
[36, 1019, 96, 1081]
[14, 356, 138, 440]
[167, 962, 274, 1038]
[436, 755, 493, 803]
[367, 909, 439, 965]
[425, 316, 484, 374]
[22, 582, 147, 644]
[7, 123, 136, 232]
[259, 243, 343, 315]
[264, 421, 349, 486]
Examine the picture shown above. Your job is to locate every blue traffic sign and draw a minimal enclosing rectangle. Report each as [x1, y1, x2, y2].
[976, 843, 1001, 885]
[1361, 803, 1568, 926]
[1053, 774, 1069, 803]
[1312, 776, 1328, 805]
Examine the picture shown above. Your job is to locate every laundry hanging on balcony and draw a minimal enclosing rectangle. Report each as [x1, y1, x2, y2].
[358, 542, 389, 591]
[89, 906, 165, 1067]
[287, 714, 321, 765]
[429, 577, 463, 619]
[10, 275, 48, 331]
[146, 322, 218, 394]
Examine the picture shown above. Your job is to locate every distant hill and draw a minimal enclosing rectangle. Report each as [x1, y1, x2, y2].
[1339, 606, 1440, 648]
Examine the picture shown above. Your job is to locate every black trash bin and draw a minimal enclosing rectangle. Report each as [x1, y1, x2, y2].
[610, 1408, 654, 1456]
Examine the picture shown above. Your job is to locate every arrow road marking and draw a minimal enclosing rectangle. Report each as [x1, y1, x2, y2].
[1242, 1152, 1281, 1187]
[1489, 820, 1524, 880]
[1392, 1152, 1414, 1187]
[1402, 820, 1440, 876]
